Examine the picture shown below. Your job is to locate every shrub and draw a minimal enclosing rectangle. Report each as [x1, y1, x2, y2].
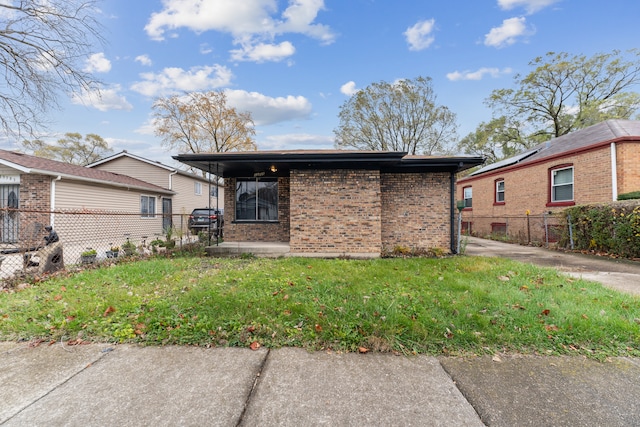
[617, 191, 640, 201]
[561, 201, 640, 258]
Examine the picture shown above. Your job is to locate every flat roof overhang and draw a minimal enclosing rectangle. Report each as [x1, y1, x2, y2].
[172, 150, 485, 177]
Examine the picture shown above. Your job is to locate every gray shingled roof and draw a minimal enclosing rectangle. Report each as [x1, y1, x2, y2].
[470, 120, 640, 177]
[0, 149, 173, 194]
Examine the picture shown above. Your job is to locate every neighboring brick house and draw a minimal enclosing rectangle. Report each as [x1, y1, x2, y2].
[0, 149, 173, 247]
[173, 150, 483, 257]
[457, 120, 640, 240]
[88, 151, 224, 231]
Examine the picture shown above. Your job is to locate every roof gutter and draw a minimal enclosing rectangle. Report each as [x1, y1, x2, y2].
[50, 175, 61, 227]
[611, 142, 618, 201]
[169, 170, 178, 190]
[450, 171, 457, 254]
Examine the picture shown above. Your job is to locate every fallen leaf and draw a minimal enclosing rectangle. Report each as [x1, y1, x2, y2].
[582, 314, 589, 319]
[545, 324, 559, 331]
[492, 355, 503, 363]
[498, 276, 510, 281]
[60, 286, 66, 292]
[53, 295, 62, 301]
[247, 325, 256, 333]
[358, 346, 369, 353]
[249, 341, 261, 351]
[315, 324, 323, 332]
[103, 306, 116, 317]
[541, 309, 550, 316]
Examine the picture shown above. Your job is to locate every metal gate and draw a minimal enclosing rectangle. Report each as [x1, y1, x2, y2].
[0, 184, 19, 243]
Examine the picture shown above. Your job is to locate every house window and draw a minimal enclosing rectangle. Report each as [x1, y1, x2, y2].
[491, 222, 507, 236]
[463, 186, 472, 208]
[551, 166, 574, 202]
[236, 178, 278, 221]
[140, 195, 156, 218]
[495, 180, 505, 204]
[194, 182, 202, 195]
[210, 186, 218, 197]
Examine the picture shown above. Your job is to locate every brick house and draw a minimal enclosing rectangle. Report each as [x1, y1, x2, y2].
[456, 120, 640, 240]
[88, 150, 224, 231]
[173, 150, 483, 257]
[0, 149, 173, 247]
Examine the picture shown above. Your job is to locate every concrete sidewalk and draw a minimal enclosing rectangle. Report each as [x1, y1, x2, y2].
[464, 236, 640, 296]
[2, 342, 639, 426]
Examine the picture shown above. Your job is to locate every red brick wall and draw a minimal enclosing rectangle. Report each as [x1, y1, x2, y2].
[457, 144, 620, 238]
[289, 169, 381, 255]
[381, 172, 452, 252]
[19, 174, 51, 243]
[223, 177, 290, 242]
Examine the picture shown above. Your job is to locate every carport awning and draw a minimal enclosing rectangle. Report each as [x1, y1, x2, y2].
[173, 150, 485, 177]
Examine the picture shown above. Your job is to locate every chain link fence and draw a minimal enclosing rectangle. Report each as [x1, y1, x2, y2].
[460, 211, 566, 247]
[0, 208, 222, 285]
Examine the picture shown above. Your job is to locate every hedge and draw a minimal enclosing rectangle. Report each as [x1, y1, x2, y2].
[561, 201, 640, 259]
[617, 191, 640, 201]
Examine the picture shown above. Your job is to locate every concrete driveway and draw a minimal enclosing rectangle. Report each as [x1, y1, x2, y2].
[464, 236, 640, 296]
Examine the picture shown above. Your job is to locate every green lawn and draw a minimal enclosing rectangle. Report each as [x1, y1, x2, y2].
[1, 255, 638, 359]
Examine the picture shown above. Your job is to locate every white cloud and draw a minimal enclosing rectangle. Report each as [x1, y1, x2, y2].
[144, 0, 335, 62]
[135, 54, 153, 66]
[134, 117, 156, 136]
[199, 43, 213, 54]
[83, 53, 111, 73]
[71, 85, 133, 112]
[225, 89, 312, 126]
[130, 65, 234, 97]
[230, 41, 296, 62]
[484, 17, 532, 48]
[340, 81, 358, 96]
[497, 0, 560, 14]
[446, 67, 513, 81]
[404, 19, 436, 51]
[277, 0, 335, 44]
[258, 133, 334, 150]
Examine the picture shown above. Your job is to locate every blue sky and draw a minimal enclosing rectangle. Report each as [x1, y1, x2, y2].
[10, 0, 640, 166]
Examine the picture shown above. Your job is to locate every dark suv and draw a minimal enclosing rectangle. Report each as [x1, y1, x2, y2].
[188, 208, 224, 237]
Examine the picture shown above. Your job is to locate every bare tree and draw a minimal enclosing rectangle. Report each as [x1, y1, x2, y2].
[0, 1, 103, 136]
[334, 76, 458, 155]
[153, 90, 258, 155]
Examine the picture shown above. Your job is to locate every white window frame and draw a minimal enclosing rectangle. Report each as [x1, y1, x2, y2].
[551, 166, 574, 202]
[463, 187, 472, 208]
[140, 195, 156, 218]
[496, 180, 505, 203]
[194, 181, 202, 195]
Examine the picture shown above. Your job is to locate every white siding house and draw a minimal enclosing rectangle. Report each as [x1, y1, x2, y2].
[88, 151, 224, 231]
